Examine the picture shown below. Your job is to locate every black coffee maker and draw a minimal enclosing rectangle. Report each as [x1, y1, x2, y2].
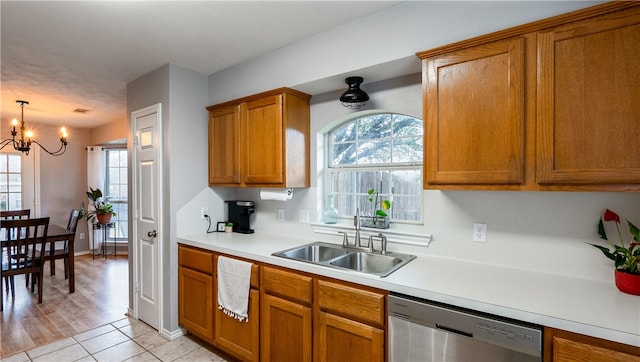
[226, 200, 255, 234]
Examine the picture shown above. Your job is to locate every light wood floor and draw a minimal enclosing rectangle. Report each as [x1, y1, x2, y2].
[0, 254, 129, 358]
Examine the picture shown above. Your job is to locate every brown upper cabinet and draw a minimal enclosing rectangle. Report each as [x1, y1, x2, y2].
[422, 36, 527, 187]
[207, 88, 311, 188]
[417, 2, 640, 191]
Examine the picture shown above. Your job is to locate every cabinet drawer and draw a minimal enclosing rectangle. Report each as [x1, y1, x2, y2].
[317, 280, 385, 326]
[262, 266, 313, 304]
[178, 245, 213, 275]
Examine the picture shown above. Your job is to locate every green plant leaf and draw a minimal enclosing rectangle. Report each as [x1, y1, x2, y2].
[367, 189, 375, 196]
[375, 210, 387, 217]
[628, 219, 640, 242]
[588, 243, 616, 262]
[381, 200, 391, 210]
[597, 219, 607, 240]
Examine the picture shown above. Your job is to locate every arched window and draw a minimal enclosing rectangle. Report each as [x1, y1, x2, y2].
[326, 113, 422, 224]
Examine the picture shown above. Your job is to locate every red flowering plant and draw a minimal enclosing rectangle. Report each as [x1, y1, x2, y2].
[589, 209, 640, 275]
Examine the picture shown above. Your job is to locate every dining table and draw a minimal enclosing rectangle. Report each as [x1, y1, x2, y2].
[45, 224, 76, 293]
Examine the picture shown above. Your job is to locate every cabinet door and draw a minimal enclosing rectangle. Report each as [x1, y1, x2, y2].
[178, 267, 214, 343]
[316, 311, 384, 362]
[215, 288, 260, 361]
[208, 104, 241, 185]
[260, 293, 312, 362]
[243, 95, 284, 186]
[537, 8, 640, 187]
[424, 37, 526, 186]
[545, 327, 640, 361]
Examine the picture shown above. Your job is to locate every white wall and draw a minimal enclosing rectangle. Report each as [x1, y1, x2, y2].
[166, 64, 210, 331]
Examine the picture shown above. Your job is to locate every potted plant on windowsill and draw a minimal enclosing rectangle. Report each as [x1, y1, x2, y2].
[79, 187, 117, 224]
[589, 209, 640, 295]
[360, 184, 391, 229]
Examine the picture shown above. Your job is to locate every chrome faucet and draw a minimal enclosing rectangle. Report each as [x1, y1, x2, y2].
[368, 233, 388, 254]
[338, 231, 349, 247]
[354, 207, 363, 248]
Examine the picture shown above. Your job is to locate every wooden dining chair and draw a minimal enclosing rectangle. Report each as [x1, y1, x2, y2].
[45, 209, 80, 278]
[0, 209, 31, 292]
[0, 217, 49, 311]
[0, 209, 31, 220]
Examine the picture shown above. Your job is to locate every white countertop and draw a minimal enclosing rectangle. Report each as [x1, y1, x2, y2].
[178, 231, 640, 348]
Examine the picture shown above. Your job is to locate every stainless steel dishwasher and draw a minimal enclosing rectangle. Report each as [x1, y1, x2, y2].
[388, 294, 542, 362]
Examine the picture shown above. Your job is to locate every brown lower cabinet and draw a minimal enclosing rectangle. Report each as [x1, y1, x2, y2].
[178, 244, 387, 361]
[213, 254, 260, 362]
[261, 266, 313, 362]
[544, 327, 640, 362]
[178, 245, 260, 361]
[178, 245, 215, 344]
[179, 244, 639, 362]
[315, 279, 385, 362]
[260, 267, 386, 362]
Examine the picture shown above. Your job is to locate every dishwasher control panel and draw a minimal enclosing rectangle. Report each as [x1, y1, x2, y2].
[474, 321, 539, 354]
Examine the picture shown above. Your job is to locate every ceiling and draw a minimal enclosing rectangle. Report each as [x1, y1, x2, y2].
[1, 1, 403, 129]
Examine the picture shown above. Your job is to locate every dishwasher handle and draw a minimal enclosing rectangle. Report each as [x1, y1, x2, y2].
[436, 323, 473, 338]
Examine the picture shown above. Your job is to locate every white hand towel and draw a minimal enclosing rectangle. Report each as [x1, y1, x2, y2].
[217, 255, 252, 322]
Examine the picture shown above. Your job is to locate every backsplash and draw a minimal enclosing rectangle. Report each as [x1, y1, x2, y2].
[178, 186, 639, 283]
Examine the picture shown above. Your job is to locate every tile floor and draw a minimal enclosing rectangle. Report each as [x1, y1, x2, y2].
[1, 317, 228, 362]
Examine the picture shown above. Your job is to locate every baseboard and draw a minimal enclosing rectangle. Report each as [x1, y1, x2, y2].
[74, 250, 129, 256]
[161, 326, 186, 341]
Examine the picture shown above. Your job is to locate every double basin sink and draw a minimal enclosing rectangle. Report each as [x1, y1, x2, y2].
[272, 241, 416, 277]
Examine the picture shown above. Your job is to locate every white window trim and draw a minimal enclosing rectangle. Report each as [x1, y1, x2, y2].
[311, 222, 432, 247]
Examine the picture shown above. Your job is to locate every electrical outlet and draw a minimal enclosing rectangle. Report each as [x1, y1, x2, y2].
[299, 209, 310, 223]
[200, 207, 208, 220]
[79, 232, 86, 240]
[473, 223, 487, 242]
[277, 208, 285, 222]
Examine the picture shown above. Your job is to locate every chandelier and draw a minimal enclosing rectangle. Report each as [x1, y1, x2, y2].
[1, 100, 68, 156]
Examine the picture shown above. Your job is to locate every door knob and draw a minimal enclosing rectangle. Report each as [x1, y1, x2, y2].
[147, 230, 157, 238]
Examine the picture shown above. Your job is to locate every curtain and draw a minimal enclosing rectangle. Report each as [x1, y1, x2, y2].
[87, 146, 106, 255]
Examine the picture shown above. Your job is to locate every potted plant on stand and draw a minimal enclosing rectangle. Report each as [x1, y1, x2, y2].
[80, 187, 117, 224]
[589, 209, 640, 295]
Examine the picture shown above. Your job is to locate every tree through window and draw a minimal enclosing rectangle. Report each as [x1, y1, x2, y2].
[327, 113, 422, 223]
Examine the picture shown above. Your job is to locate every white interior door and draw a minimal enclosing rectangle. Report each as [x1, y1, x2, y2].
[132, 104, 162, 330]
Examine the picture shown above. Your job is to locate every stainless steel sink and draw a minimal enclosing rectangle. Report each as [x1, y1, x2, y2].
[329, 252, 410, 277]
[272, 241, 416, 277]
[273, 242, 349, 262]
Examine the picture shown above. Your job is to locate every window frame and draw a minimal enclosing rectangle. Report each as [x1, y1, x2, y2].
[104, 148, 128, 241]
[0, 152, 23, 211]
[324, 112, 423, 225]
